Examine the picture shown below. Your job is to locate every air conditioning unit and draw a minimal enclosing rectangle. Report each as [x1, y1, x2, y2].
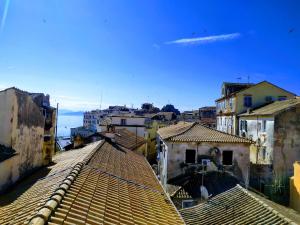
[202, 159, 210, 166]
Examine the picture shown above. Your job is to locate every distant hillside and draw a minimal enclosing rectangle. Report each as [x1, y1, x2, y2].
[58, 109, 84, 116]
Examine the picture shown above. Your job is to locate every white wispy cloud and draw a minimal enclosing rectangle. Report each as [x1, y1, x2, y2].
[0, 0, 11, 32]
[51, 95, 111, 111]
[166, 32, 241, 45]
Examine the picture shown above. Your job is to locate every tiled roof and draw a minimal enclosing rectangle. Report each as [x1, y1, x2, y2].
[171, 172, 239, 200]
[158, 122, 252, 143]
[87, 141, 161, 190]
[239, 98, 300, 116]
[23, 141, 184, 225]
[0, 141, 100, 225]
[157, 122, 194, 139]
[100, 128, 145, 150]
[180, 185, 297, 225]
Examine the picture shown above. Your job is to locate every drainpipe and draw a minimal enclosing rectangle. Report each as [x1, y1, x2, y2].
[55, 103, 58, 152]
[197, 143, 199, 163]
[256, 115, 259, 163]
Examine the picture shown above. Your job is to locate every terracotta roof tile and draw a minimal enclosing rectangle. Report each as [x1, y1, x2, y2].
[101, 128, 146, 150]
[158, 122, 252, 144]
[48, 166, 183, 225]
[87, 142, 161, 191]
[0, 142, 101, 225]
[239, 98, 300, 116]
[157, 122, 194, 139]
[180, 185, 296, 225]
[21, 141, 184, 225]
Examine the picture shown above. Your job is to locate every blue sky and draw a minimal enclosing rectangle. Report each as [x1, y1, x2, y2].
[0, 0, 299, 111]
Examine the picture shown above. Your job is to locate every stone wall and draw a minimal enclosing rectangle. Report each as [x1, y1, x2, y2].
[0, 88, 45, 192]
[164, 141, 250, 185]
[273, 104, 300, 179]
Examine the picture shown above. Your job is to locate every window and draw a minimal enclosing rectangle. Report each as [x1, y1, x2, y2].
[257, 122, 262, 131]
[182, 200, 197, 209]
[120, 119, 127, 125]
[262, 120, 266, 132]
[278, 96, 287, 101]
[185, 149, 196, 163]
[265, 96, 273, 102]
[261, 146, 266, 160]
[222, 150, 233, 165]
[244, 95, 252, 107]
[240, 120, 244, 130]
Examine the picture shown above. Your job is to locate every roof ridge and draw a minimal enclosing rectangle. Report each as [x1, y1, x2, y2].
[236, 185, 297, 225]
[201, 123, 253, 143]
[192, 122, 253, 143]
[27, 141, 104, 225]
[239, 98, 300, 117]
[27, 162, 84, 225]
[165, 122, 196, 140]
[216, 81, 296, 102]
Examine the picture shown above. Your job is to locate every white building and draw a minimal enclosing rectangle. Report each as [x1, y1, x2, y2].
[83, 110, 108, 131]
[238, 98, 300, 199]
[157, 122, 253, 188]
[239, 98, 300, 170]
[83, 106, 137, 132]
[100, 115, 148, 138]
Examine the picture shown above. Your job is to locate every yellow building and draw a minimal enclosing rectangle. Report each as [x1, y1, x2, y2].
[290, 161, 300, 212]
[0, 87, 56, 192]
[42, 106, 56, 165]
[146, 120, 171, 163]
[216, 81, 295, 135]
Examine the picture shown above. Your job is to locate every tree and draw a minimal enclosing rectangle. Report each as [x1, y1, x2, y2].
[161, 104, 180, 115]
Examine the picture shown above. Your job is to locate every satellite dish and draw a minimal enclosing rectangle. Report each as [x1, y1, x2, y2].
[200, 185, 209, 200]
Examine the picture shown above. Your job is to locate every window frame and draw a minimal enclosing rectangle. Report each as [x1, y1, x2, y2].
[120, 118, 127, 125]
[262, 120, 267, 132]
[222, 150, 233, 166]
[185, 149, 196, 164]
[243, 95, 252, 107]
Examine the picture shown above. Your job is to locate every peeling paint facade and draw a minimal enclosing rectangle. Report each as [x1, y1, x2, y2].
[239, 101, 300, 204]
[158, 140, 250, 188]
[0, 88, 55, 192]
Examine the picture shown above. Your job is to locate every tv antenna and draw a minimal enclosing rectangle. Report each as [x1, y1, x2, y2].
[100, 91, 103, 110]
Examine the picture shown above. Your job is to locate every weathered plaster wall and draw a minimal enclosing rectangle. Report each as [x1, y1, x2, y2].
[163, 141, 250, 184]
[111, 116, 146, 126]
[0, 89, 45, 192]
[158, 139, 169, 187]
[273, 105, 300, 179]
[115, 126, 146, 138]
[43, 109, 56, 165]
[235, 82, 295, 114]
[217, 115, 236, 134]
[239, 116, 274, 164]
[0, 89, 14, 146]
